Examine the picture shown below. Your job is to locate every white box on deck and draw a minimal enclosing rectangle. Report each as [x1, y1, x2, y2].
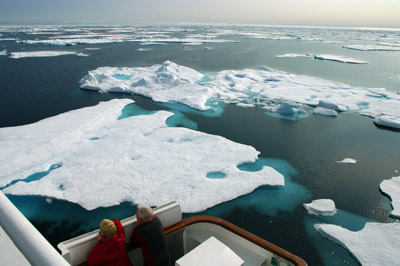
[175, 236, 244, 266]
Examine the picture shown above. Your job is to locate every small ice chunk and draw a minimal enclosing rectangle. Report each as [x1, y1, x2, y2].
[315, 222, 400, 265]
[0, 49, 7, 56]
[317, 99, 340, 110]
[313, 107, 337, 117]
[271, 101, 300, 114]
[373, 115, 400, 129]
[303, 199, 337, 216]
[335, 158, 357, 164]
[380, 176, 400, 218]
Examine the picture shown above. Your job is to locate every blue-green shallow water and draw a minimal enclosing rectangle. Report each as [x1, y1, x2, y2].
[1, 25, 400, 266]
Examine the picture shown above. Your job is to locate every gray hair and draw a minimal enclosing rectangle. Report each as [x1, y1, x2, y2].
[137, 205, 153, 222]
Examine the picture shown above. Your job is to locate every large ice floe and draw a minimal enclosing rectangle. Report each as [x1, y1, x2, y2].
[315, 222, 400, 265]
[0, 99, 283, 212]
[9, 51, 84, 59]
[80, 61, 400, 129]
[380, 176, 400, 218]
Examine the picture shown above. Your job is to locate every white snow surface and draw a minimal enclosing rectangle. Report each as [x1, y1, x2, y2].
[380, 176, 400, 218]
[10, 51, 79, 58]
[80, 61, 400, 129]
[315, 222, 400, 266]
[303, 199, 337, 216]
[0, 99, 284, 212]
[335, 158, 357, 164]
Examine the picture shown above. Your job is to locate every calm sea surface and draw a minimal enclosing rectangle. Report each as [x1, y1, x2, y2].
[1, 25, 400, 266]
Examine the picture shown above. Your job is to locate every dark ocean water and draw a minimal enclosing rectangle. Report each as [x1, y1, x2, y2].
[1, 25, 400, 266]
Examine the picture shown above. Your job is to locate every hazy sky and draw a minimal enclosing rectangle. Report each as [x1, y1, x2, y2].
[1, 0, 399, 28]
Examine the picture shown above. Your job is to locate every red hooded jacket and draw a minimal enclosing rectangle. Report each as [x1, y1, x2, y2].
[87, 219, 133, 266]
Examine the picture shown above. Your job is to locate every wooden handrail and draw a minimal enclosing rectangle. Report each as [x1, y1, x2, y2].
[164, 216, 307, 266]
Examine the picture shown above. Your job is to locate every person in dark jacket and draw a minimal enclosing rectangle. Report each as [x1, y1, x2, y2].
[87, 219, 133, 266]
[131, 205, 171, 266]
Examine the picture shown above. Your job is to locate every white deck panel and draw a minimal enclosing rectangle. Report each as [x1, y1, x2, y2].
[0, 225, 31, 266]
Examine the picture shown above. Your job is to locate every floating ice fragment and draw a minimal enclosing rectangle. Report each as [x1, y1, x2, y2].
[343, 44, 400, 51]
[10, 51, 79, 59]
[335, 158, 357, 164]
[313, 107, 337, 117]
[314, 54, 367, 64]
[315, 222, 400, 266]
[270, 101, 300, 114]
[380, 176, 400, 218]
[373, 115, 400, 129]
[304, 199, 337, 216]
[0, 49, 7, 56]
[276, 53, 311, 58]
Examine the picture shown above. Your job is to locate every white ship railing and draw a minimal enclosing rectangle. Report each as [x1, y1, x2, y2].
[0, 191, 70, 266]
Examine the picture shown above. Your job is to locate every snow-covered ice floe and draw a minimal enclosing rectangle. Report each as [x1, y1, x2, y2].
[380, 176, 400, 218]
[315, 222, 400, 266]
[0, 99, 284, 213]
[277, 53, 367, 64]
[276, 53, 312, 58]
[314, 54, 367, 64]
[9, 51, 81, 59]
[335, 158, 357, 164]
[80, 61, 400, 129]
[343, 44, 400, 51]
[304, 199, 337, 216]
[80, 61, 211, 111]
[373, 115, 400, 129]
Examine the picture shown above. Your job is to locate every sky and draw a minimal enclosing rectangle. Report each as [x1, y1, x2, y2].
[0, 0, 399, 28]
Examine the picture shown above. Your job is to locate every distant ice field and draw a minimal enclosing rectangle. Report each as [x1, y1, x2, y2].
[1, 24, 400, 266]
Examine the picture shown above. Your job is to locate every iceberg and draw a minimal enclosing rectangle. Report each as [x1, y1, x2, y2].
[10, 51, 79, 59]
[0, 49, 7, 56]
[315, 222, 400, 266]
[380, 176, 400, 218]
[304, 199, 337, 216]
[335, 158, 357, 164]
[0, 99, 284, 213]
[314, 54, 367, 64]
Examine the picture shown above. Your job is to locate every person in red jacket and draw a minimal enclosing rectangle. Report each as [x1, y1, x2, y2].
[87, 219, 133, 266]
[131, 205, 171, 266]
